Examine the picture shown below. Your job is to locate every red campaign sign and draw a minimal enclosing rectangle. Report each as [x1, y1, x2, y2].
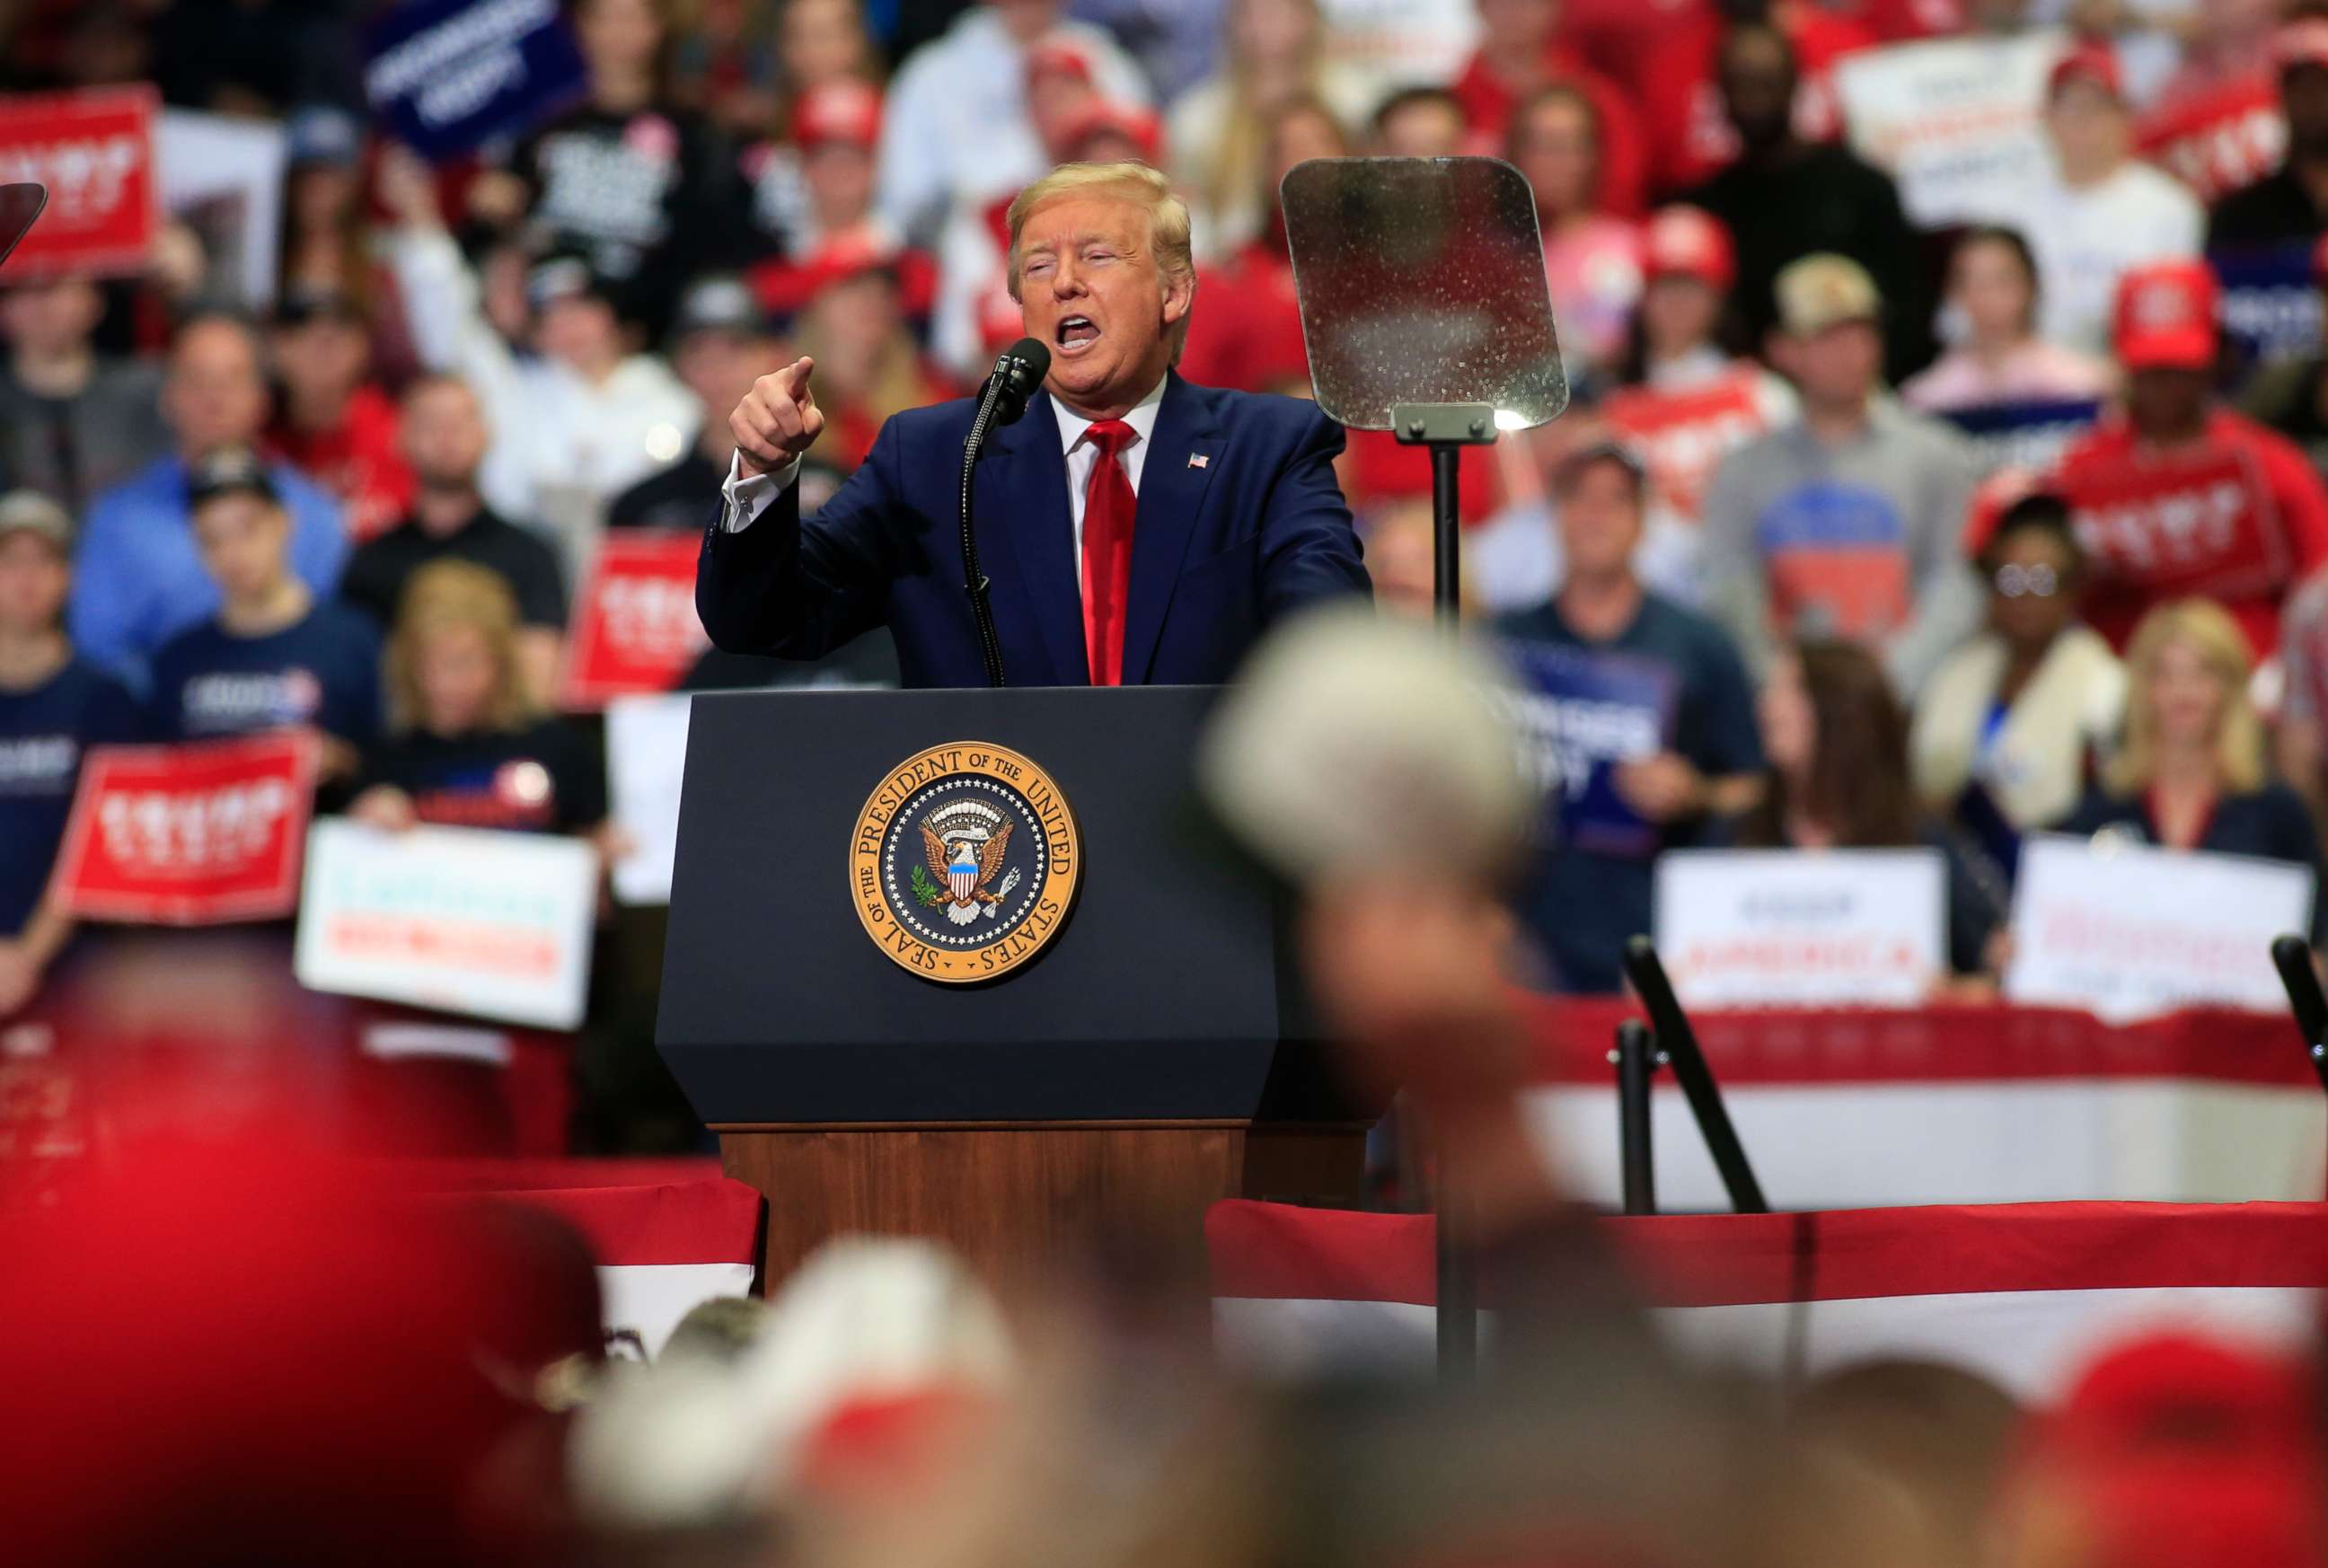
[2056, 442, 2288, 606]
[49, 732, 320, 926]
[1601, 373, 1775, 523]
[2140, 79, 2284, 207]
[560, 533, 710, 709]
[0, 86, 159, 278]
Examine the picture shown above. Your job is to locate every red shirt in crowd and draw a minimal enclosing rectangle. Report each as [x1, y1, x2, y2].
[1178, 237, 1310, 395]
[820, 360, 959, 473]
[266, 384, 415, 544]
[2045, 408, 2328, 658]
[1449, 48, 1651, 216]
[1600, 365, 1791, 524]
[750, 234, 940, 324]
[1612, 0, 1880, 191]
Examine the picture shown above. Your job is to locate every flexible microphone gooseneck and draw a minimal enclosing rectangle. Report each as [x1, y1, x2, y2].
[959, 338, 1050, 688]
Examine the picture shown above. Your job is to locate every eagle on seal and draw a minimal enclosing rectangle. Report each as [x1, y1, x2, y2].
[922, 817, 1012, 926]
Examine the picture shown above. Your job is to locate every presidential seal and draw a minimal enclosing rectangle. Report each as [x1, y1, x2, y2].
[851, 742, 1080, 983]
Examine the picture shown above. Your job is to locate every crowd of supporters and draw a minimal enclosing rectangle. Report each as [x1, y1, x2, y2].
[11, 0, 2328, 1126]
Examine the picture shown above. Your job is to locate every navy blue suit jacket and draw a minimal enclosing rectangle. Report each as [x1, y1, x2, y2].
[695, 373, 1371, 687]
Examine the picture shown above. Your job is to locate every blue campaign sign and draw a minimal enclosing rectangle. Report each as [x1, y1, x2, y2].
[1941, 398, 2104, 475]
[1500, 639, 1679, 859]
[365, 0, 588, 162]
[2213, 242, 2322, 377]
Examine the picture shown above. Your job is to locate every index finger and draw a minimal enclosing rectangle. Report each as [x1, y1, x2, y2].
[773, 355, 816, 398]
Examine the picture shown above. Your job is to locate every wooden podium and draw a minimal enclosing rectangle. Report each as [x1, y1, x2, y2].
[657, 686, 1371, 1289]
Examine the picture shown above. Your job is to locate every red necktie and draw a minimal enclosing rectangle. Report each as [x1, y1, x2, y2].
[1079, 418, 1138, 686]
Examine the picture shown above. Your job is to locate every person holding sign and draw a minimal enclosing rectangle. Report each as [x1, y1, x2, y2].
[2060, 599, 2327, 941]
[0, 492, 143, 1017]
[348, 561, 608, 848]
[1499, 444, 1764, 994]
[1911, 492, 2126, 882]
[1603, 207, 1796, 542]
[1736, 639, 2005, 980]
[701, 160, 1370, 688]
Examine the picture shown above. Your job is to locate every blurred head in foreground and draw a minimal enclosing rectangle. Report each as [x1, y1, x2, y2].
[1791, 1359, 2024, 1568]
[568, 1236, 1014, 1536]
[1990, 1332, 2328, 1568]
[1201, 609, 1551, 1224]
[0, 1130, 600, 1568]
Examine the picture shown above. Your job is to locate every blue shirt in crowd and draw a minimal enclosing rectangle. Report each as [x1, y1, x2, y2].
[147, 602, 384, 749]
[68, 455, 349, 690]
[0, 655, 145, 937]
[1496, 593, 1764, 994]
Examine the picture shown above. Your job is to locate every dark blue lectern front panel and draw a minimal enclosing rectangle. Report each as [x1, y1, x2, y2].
[656, 685, 1327, 1123]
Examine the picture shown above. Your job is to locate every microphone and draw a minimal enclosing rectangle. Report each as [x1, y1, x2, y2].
[957, 338, 1052, 688]
[984, 338, 1051, 427]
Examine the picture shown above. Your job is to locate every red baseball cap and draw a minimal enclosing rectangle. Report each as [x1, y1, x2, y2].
[2113, 259, 2218, 372]
[798, 228, 899, 297]
[2006, 1333, 2328, 1568]
[2048, 44, 2124, 102]
[1060, 100, 1164, 164]
[2272, 17, 2328, 73]
[1643, 205, 1735, 290]
[793, 80, 882, 153]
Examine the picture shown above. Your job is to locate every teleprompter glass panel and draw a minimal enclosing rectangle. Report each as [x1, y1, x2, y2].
[0, 184, 48, 271]
[1279, 156, 1567, 433]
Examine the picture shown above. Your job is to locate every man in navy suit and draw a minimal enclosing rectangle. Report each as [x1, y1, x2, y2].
[698, 161, 1371, 688]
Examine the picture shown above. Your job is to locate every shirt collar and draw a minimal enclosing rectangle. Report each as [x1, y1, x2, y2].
[1052, 374, 1168, 455]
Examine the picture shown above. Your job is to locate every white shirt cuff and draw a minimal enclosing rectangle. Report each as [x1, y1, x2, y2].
[719, 451, 800, 533]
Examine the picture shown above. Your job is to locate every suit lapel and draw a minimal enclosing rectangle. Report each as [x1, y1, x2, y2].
[984, 392, 1088, 684]
[1121, 374, 1221, 684]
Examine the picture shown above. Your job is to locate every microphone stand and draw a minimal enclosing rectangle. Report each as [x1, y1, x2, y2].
[957, 378, 1014, 690]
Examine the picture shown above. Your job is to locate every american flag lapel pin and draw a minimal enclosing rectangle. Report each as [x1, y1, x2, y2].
[1187, 453, 1209, 469]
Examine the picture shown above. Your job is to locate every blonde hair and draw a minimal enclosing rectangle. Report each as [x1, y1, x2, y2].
[1004, 161, 1197, 360]
[2104, 598, 2264, 795]
[384, 559, 537, 735]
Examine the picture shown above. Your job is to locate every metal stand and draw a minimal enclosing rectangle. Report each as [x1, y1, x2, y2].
[1394, 401, 1498, 1379]
[1617, 937, 1769, 1215]
[1613, 1019, 1658, 1216]
[2270, 935, 2328, 1098]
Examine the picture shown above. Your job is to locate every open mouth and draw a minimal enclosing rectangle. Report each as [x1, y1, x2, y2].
[1054, 315, 1101, 356]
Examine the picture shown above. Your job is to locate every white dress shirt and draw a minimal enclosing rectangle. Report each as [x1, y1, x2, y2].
[719, 376, 1168, 604]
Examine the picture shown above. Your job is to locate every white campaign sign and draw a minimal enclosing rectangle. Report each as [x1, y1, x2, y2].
[604, 692, 691, 905]
[295, 820, 600, 1028]
[1834, 31, 2062, 228]
[155, 109, 287, 307]
[2006, 832, 2315, 1023]
[1654, 849, 1948, 1008]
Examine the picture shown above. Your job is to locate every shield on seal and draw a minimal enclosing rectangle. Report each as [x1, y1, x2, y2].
[947, 841, 979, 903]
